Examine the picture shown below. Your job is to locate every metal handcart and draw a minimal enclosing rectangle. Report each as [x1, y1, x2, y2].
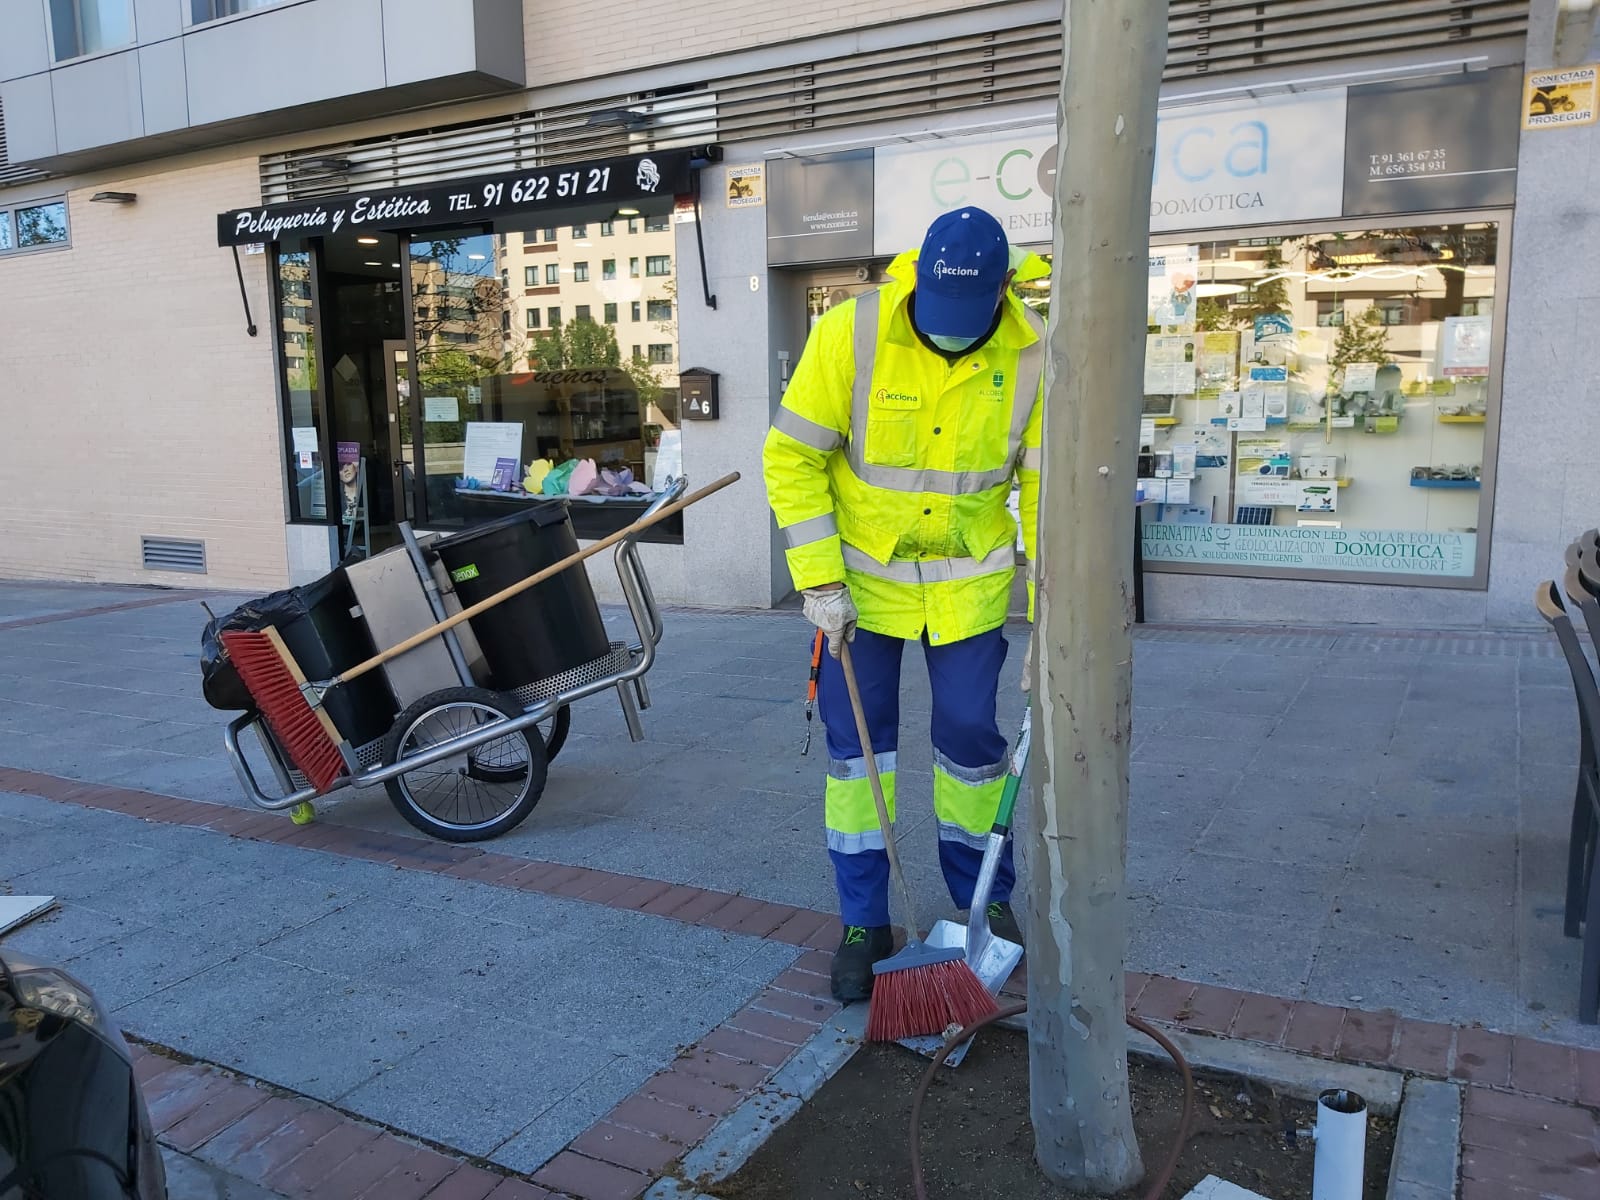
[222, 477, 687, 843]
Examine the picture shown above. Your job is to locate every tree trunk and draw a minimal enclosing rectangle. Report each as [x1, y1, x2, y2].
[1024, 0, 1166, 1192]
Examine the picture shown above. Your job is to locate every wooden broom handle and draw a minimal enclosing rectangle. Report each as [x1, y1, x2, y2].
[337, 472, 739, 685]
[838, 641, 924, 941]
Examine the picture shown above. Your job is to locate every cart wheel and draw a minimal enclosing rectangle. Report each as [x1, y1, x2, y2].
[541, 705, 571, 761]
[462, 700, 569, 782]
[382, 687, 547, 842]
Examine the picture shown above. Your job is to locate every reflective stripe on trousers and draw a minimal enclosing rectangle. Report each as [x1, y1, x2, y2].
[818, 626, 1017, 926]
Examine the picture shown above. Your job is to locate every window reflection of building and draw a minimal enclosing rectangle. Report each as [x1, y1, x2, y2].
[401, 218, 682, 536]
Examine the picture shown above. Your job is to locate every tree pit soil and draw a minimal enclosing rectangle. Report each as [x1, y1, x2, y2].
[703, 1028, 1394, 1200]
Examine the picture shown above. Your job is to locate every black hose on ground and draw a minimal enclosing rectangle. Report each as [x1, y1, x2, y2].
[908, 1004, 1196, 1200]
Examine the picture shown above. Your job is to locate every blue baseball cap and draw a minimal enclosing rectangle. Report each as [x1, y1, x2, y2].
[915, 207, 1010, 339]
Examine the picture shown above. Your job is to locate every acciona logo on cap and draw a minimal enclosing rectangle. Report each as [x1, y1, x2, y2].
[932, 259, 981, 279]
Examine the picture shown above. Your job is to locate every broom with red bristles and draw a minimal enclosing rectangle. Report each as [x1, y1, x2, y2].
[222, 473, 741, 795]
[836, 642, 999, 1041]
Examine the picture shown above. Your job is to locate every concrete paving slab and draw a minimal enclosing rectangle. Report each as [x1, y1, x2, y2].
[59, 925, 238, 1011]
[1304, 923, 1516, 1029]
[340, 1022, 628, 1158]
[490, 1055, 661, 1173]
[0, 888, 152, 955]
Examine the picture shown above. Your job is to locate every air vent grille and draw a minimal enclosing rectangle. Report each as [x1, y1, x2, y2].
[141, 537, 207, 574]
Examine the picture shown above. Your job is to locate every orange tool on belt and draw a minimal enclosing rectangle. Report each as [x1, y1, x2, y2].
[802, 627, 825, 755]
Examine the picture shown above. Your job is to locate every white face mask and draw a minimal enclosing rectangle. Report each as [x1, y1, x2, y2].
[928, 332, 981, 353]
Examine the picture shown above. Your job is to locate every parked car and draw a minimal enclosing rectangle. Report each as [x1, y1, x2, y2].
[0, 950, 166, 1199]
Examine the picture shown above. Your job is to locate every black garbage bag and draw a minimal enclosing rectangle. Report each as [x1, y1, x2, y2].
[199, 587, 310, 711]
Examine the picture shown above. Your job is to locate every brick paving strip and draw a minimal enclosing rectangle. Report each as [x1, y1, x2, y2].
[4, 765, 1597, 1200]
[0, 589, 213, 632]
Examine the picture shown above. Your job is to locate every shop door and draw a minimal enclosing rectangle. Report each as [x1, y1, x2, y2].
[317, 232, 408, 555]
[382, 341, 416, 526]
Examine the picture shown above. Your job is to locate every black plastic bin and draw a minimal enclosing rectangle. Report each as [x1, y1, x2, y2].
[433, 500, 610, 690]
[276, 569, 398, 747]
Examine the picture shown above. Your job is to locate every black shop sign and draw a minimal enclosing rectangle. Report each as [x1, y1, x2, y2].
[217, 148, 703, 246]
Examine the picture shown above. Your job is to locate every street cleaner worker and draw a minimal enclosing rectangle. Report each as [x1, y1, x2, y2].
[762, 207, 1045, 1002]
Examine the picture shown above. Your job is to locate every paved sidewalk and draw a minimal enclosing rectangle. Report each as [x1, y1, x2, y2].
[1, 579, 1598, 1198]
[0, 580, 1593, 1046]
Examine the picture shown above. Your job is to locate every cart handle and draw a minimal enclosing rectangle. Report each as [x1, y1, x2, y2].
[327, 472, 739, 689]
[637, 475, 689, 523]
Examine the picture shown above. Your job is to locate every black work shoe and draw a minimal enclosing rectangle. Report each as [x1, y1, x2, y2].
[830, 924, 894, 1003]
[984, 901, 1024, 947]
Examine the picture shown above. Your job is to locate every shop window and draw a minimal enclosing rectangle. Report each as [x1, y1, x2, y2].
[629, 257, 640, 278]
[273, 239, 325, 523]
[600, 221, 615, 236]
[647, 299, 672, 323]
[50, 0, 133, 60]
[647, 344, 673, 364]
[574, 262, 590, 283]
[646, 215, 670, 233]
[524, 266, 538, 287]
[646, 255, 671, 276]
[545, 263, 559, 285]
[630, 301, 641, 321]
[572, 223, 588, 239]
[190, 0, 281, 24]
[603, 259, 616, 280]
[0, 198, 69, 255]
[1110, 221, 1503, 585]
[405, 223, 683, 542]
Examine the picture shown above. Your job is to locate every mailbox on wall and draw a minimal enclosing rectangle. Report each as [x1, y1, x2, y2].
[680, 368, 720, 421]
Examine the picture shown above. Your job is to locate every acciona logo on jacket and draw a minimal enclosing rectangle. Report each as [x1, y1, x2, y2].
[932, 259, 980, 279]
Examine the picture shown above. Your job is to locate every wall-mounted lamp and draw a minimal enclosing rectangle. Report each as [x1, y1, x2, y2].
[1556, 0, 1600, 67]
[90, 191, 137, 204]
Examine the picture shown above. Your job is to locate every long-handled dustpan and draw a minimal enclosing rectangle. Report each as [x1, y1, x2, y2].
[899, 707, 1030, 1067]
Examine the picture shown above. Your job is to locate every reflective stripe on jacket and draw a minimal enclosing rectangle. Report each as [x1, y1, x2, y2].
[762, 246, 1047, 644]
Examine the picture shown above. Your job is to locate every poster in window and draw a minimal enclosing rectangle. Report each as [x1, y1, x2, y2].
[1148, 246, 1199, 330]
[1143, 334, 1198, 397]
[1195, 332, 1238, 399]
[462, 422, 524, 486]
[1440, 316, 1492, 377]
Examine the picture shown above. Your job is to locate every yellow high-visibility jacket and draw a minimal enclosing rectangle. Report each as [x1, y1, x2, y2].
[762, 246, 1046, 645]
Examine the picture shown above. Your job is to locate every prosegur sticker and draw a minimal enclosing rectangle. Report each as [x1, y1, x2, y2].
[1524, 65, 1599, 129]
[725, 163, 765, 208]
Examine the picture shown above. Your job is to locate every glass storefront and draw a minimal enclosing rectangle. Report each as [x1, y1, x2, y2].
[270, 195, 685, 546]
[1013, 218, 1505, 585]
[274, 238, 325, 523]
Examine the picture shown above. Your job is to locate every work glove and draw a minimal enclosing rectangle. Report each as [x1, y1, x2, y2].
[803, 585, 858, 658]
[1020, 626, 1036, 693]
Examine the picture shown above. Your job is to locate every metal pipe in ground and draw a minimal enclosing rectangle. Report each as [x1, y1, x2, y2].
[1312, 1088, 1368, 1200]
